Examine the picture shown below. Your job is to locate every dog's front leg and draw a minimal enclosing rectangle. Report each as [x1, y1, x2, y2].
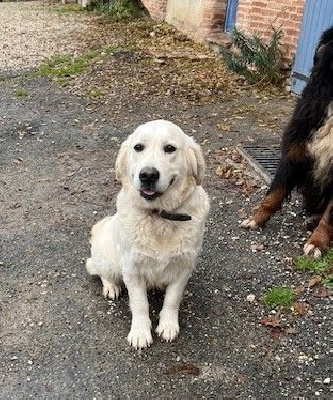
[304, 200, 333, 258]
[242, 147, 307, 229]
[124, 273, 152, 349]
[156, 268, 192, 342]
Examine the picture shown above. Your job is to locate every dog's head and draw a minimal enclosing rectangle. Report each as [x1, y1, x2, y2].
[115, 120, 205, 206]
[313, 26, 333, 71]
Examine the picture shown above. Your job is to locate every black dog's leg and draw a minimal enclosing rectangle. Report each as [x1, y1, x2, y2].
[304, 200, 333, 258]
[242, 144, 308, 229]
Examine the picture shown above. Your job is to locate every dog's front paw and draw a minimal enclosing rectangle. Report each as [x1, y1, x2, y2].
[240, 217, 259, 230]
[101, 278, 121, 300]
[156, 320, 179, 342]
[303, 243, 322, 259]
[127, 325, 153, 349]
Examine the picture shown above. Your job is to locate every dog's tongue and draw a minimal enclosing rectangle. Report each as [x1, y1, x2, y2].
[143, 189, 156, 196]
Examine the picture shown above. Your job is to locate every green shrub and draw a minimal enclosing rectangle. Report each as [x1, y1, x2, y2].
[222, 27, 284, 85]
[87, 0, 143, 19]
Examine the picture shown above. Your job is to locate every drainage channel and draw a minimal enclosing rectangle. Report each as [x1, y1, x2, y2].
[238, 144, 281, 184]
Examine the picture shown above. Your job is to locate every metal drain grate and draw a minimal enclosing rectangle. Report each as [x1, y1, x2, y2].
[238, 144, 281, 184]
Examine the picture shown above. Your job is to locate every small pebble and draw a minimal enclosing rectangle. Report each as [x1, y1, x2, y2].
[246, 294, 256, 302]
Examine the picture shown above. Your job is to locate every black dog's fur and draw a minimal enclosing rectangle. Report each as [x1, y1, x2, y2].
[243, 26, 333, 255]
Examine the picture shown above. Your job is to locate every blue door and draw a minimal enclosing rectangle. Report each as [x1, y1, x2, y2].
[225, 0, 239, 34]
[291, 0, 333, 95]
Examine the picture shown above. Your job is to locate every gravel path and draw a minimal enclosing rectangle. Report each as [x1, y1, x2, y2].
[0, 1, 87, 73]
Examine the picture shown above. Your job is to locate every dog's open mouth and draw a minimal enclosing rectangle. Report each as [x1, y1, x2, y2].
[140, 188, 162, 201]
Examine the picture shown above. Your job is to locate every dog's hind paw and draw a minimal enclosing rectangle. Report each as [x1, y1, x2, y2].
[101, 278, 121, 300]
[156, 321, 179, 342]
[303, 243, 322, 259]
[240, 218, 259, 230]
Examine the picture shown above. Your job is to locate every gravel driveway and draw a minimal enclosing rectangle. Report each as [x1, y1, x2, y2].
[0, 2, 331, 399]
[0, 1, 87, 74]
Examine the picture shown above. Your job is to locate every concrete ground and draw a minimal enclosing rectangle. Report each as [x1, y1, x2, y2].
[0, 2, 331, 399]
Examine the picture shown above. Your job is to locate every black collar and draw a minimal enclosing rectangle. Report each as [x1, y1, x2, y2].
[152, 209, 192, 221]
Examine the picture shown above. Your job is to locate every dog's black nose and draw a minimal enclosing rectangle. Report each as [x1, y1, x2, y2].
[139, 167, 160, 184]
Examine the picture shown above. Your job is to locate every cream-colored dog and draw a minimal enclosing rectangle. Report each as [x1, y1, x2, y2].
[86, 120, 209, 349]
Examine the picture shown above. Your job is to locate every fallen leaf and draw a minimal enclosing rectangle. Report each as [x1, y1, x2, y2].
[291, 302, 310, 316]
[269, 330, 283, 339]
[260, 316, 282, 328]
[215, 165, 224, 177]
[294, 285, 305, 295]
[313, 288, 332, 298]
[307, 276, 322, 288]
[164, 363, 200, 376]
[217, 123, 232, 131]
[286, 327, 300, 335]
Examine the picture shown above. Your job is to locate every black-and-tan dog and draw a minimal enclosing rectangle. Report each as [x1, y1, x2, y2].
[242, 26, 333, 259]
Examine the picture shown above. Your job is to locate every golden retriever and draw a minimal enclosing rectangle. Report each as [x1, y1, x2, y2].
[86, 120, 210, 349]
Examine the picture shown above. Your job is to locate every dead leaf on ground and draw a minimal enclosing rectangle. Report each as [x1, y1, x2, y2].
[215, 165, 224, 177]
[291, 302, 310, 316]
[294, 285, 305, 295]
[164, 363, 200, 377]
[217, 123, 232, 132]
[313, 288, 332, 298]
[286, 327, 300, 335]
[307, 276, 322, 288]
[260, 316, 282, 328]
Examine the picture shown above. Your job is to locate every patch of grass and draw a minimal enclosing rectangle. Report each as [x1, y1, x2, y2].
[15, 88, 29, 98]
[39, 54, 87, 77]
[222, 27, 284, 86]
[38, 51, 102, 82]
[263, 287, 295, 308]
[53, 4, 86, 13]
[295, 250, 333, 288]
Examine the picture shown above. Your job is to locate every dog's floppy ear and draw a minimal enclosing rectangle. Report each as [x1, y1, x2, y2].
[187, 137, 205, 185]
[115, 140, 129, 182]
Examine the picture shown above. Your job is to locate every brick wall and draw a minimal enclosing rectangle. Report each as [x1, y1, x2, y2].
[142, 0, 227, 43]
[141, 0, 168, 22]
[141, 0, 305, 63]
[237, 0, 306, 63]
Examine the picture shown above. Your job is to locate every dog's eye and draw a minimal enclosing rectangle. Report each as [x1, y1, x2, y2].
[164, 144, 177, 153]
[134, 144, 144, 152]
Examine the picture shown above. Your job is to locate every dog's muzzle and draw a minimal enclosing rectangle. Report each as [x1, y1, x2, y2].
[139, 167, 162, 200]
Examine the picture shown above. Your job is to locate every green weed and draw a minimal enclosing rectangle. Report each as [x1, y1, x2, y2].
[15, 88, 29, 98]
[295, 250, 333, 288]
[263, 287, 295, 308]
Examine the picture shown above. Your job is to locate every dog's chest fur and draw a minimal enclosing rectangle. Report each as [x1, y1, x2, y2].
[128, 216, 202, 286]
[308, 114, 333, 185]
[130, 215, 201, 257]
